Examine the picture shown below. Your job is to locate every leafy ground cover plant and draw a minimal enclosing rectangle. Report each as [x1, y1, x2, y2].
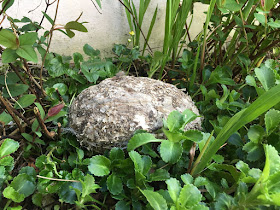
[1, 0, 280, 209]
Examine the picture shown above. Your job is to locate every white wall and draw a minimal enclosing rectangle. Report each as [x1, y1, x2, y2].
[2, 0, 208, 57]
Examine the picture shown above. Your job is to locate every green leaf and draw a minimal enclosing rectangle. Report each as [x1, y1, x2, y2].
[106, 174, 123, 195]
[32, 193, 43, 207]
[59, 182, 82, 204]
[46, 57, 66, 77]
[16, 45, 38, 63]
[141, 190, 168, 210]
[148, 169, 170, 181]
[247, 125, 264, 144]
[211, 164, 241, 182]
[214, 193, 234, 209]
[182, 109, 199, 125]
[0, 138, 19, 157]
[0, 156, 14, 167]
[265, 109, 280, 135]
[88, 155, 111, 177]
[268, 19, 280, 28]
[245, 75, 256, 87]
[81, 65, 99, 83]
[254, 13, 266, 25]
[243, 142, 263, 161]
[129, 151, 152, 175]
[35, 155, 47, 169]
[0, 111, 13, 125]
[263, 144, 280, 178]
[236, 161, 250, 175]
[64, 21, 88, 32]
[127, 133, 162, 151]
[31, 119, 40, 133]
[11, 173, 36, 197]
[2, 84, 29, 98]
[160, 141, 182, 163]
[81, 174, 99, 198]
[65, 29, 75, 38]
[83, 44, 100, 57]
[192, 84, 280, 175]
[19, 32, 37, 46]
[181, 173, 194, 184]
[255, 66, 275, 91]
[166, 178, 181, 203]
[115, 201, 130, 210]
[9, 206, 23, 210]
[53, 83, 68, 95]
[191, 205, 209, 210]
[94, 0, 101, 8]
[19, 166, 37, 179]
[178, 184, 202, 207]
[35, 102, 45, 118]
[14, 94, 36, 109]
[194, 177, 208, 187]
[162, 128, 186, 143]
[221, 0, 244, 11]
[3, 186, 25, 203]
[234, 16, 244, 27]
[0, 72, 20, 85]
[263, 0, 274, 11]
[184, 130, 203, 142]
[109, 147, 125, 160]
[167, 110, 184, 132]
[2, 0, 15, 12]
[0, 29, 17, 49]
[2, 48, 18, 63]
[42, 11, 54, 24]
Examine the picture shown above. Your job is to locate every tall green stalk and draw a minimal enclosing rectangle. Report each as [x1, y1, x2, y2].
[158, 0, 192, 79]
[199, 0, 216, 81]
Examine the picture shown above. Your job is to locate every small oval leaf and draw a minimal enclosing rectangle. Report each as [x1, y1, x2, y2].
[0, 138, 19, 157]
[88, 155, 111, 177]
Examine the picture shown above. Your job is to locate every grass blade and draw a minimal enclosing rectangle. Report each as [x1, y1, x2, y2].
[142, 7, 158, 55]
[191, 84, 280, 175]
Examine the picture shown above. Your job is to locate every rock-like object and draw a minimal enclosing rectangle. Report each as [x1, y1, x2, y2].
[69, 74, 202, 151]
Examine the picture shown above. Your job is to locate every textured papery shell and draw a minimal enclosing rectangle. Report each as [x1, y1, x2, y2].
[69, 75, 202, 151]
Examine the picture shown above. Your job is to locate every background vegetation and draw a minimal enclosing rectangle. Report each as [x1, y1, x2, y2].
[0, 0, 280, 209]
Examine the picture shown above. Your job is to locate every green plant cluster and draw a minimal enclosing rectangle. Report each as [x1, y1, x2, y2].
[0, 0, 280, 209]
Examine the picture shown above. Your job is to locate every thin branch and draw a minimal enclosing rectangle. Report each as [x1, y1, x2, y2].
[34, 107, 55, 139]
[90, 0, 102, 14]
[9, 119, 36, 136]
[250, 39, 280, 61]
[0, 93, 24, 133]
[185, 22, 192, 43]
[11, 108, 32, 126]
[28, 0, 43, 13]
[37, 175, 80, 182]
[40, 0, 60, 92]
[9, 63, 36, 95]
[0, 0, 11, 16]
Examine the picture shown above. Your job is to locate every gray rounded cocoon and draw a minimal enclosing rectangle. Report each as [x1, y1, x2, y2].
[69, 75, 202, 151]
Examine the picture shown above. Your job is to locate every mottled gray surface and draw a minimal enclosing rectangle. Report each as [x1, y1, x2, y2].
[69, 75, 202, 151]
